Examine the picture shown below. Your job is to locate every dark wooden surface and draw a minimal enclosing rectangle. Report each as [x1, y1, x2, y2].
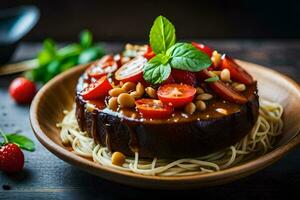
[0, 40, 300, 200]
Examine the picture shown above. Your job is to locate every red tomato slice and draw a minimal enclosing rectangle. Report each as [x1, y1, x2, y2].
[136, 99, 173, 119]
[115, 56, 147, 83]
[143, 45, 156, 60]
[191, 42, 213, 57]
[198, 70, 247, 104]
[80, 76, 112, 100]
[157, 84, 196, 107]
[86, 55, 118, 79]
[220, 55, 254, 85]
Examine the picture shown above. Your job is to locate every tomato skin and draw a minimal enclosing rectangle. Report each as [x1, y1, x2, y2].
[220, 55, 253, 85]
[115, 56, 147, 83]
[80, 76, 112, 100]
[198, 70, 247, 104]
[191, 42, 213, 57]
[86, 55, 118, 79]
[9, 77, 36, 104]
[143, 45, 155, 60]
[136, 99, 173, 119]
[114, 53, 123, 67]
[157, 84, 196, 107]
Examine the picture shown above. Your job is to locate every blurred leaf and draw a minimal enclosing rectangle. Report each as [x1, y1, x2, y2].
[45, 60, 61, 82]
[78, 46, 105, 64]
[60, 56, 78, 71]
[80, 30, 92, 49]
[57, 43, 82, 58]
[28, 30, 106, 84]
[38, 39, 57, 66]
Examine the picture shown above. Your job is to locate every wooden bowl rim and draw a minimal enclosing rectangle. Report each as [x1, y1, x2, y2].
[30, 59, 300, 184]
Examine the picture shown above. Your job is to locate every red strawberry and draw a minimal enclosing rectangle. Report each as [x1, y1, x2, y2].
[0, 143, 24, 173]
[171, 69, 197, 86]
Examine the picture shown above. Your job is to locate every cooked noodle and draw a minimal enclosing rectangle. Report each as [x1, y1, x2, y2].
[57, 99, 283, 176]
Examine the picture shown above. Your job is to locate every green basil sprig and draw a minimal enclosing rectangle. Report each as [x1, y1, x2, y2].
[150, 16, 176, 54]
[143, 16, 212, 84]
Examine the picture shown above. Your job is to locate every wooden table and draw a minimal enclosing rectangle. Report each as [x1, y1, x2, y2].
[1, 40, 300, 199]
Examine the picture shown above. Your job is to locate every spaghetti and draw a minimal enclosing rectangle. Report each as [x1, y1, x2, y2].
[57, 99, 283, 176]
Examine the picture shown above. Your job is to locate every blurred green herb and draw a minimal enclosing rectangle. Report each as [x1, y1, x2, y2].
[26, 30, 105, 83]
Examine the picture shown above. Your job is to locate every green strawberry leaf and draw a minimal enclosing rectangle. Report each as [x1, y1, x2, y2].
[5, 134, 35, 152]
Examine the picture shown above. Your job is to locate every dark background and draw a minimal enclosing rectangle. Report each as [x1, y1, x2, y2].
[1, 0, 300, 42]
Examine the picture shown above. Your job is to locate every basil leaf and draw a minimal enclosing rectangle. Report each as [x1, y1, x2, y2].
[167, 43, 212, 72]
[205, 76, 219, 83]
[6, 134, 35, 152]
[80, 30, 92, 49]
[78, 46, 105, 64]
[150, 16, 176, 54]
[143, 55, 171, 84]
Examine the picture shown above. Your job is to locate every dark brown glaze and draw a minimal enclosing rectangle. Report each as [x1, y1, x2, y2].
[75, 74, 259, 158]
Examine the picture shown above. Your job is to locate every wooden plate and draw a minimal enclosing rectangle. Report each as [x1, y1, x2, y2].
[30, 60, 300, 189]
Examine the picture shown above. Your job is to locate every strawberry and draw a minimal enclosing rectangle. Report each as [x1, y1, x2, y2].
[162, 75, 175, 85]
[171, 69, 197, 86]
[0, 143, 24, 173]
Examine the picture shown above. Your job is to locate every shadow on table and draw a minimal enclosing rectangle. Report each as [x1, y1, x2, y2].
[60, 165, 299, 200]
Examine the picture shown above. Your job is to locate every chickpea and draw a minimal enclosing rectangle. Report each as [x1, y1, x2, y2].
[232, 83, 246, 92]
[130, 82, 144, 99]
[122, 82, 136, 92]
[184, 102, 196, 114]
[145, 87, 157, 98]
[196, 87, 205, 95]
[220, 69, 231, 82]
[85, 103, 96, 112]
[121, 56, 131, 65]
[211, 50, 222, 66]
[111, 152, 126, 166]
[109, 88, 125, 97]
[108, 97, 118, 111]
[130, 91, 140, 99]
[195, 100, 206, 111]
[117, 93, 135, 108]
[196, 93, 213, 101]
[211, 71, 221, 76]
[216, 108, 228, 115]
[125, 43, 133, 51]
[136, 82, 145, 96]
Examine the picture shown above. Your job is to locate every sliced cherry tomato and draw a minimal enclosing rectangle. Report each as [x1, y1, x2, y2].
[115, 56, 147, 83]
[157, 84, 196, 107]
[135, 99, 173, 119]
[198, 70, 247, 104]
[86, 55, 118, 79]
[114, 53, 123, 67]
[80, 76, 112, 100]
[143, 45, 155, 60]
[191, 42, 213, 57]
[220, 55, 254, 85]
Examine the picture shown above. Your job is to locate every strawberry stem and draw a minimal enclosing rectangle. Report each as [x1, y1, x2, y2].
[0, 128, 8, 144]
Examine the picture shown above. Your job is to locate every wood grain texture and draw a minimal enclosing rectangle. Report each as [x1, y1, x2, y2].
[1, 40, 300, 199]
